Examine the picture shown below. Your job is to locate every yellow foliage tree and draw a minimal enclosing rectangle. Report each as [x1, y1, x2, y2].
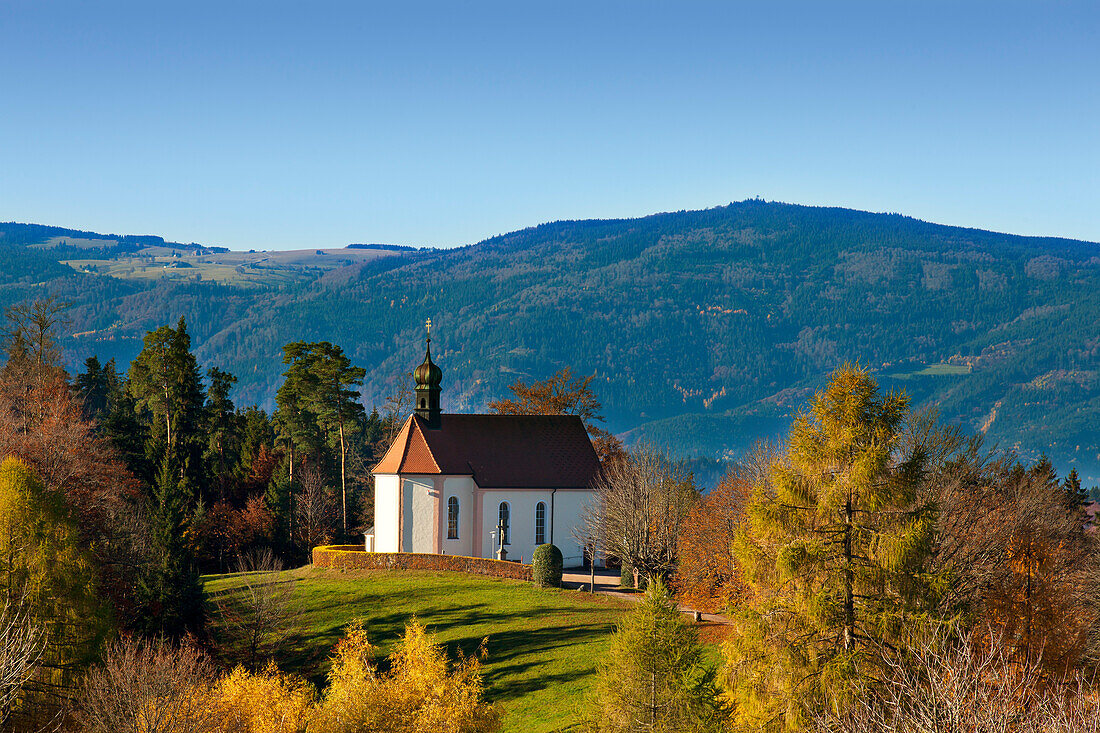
[313, 619, 501, 733]
[0, 457, 110, 725]
[209, 664, 315, 733]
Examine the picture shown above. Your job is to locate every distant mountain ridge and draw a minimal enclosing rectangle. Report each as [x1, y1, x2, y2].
[3, 201, 1100, 482]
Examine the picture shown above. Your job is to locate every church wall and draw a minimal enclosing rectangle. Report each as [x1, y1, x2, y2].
[551, 489, 596, 568]
[478, 489, 599, 566]
[403, 476, 437, 553]
[442, 476, 476, 557]
[373, 474, 401, 552]
[478, 490, 546, 564]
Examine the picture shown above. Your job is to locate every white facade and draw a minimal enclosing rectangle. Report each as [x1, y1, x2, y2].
[373, 474, 594, 568]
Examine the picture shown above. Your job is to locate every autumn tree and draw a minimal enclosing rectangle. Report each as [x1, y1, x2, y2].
[591, 579, 728, 733]
[1, 297, 68, 387]
[932, 447, 1100, 674]
[295, 465, 335, 552]
[207, 664, 314, 733]
[212, 549, 298, 672]
[0, 301, 153, 634]
[582, 449, 698, 582]
[312, 619, 501, 733]
[79, 637, 218, 733]
[0, 597, 45, 728]
[726, 365, 947, 730]
[674, 466, 753, 613]
[490, 367, 625, 464]
[0, 458, 111, 726]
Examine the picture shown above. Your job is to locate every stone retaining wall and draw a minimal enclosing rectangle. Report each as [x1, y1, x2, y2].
[311, 545, 533, 582]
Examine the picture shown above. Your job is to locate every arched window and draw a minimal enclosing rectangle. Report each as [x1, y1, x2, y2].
[535, 501, 546, 545]
[498, 501, 510, 546]
[447, 496, 459, 539]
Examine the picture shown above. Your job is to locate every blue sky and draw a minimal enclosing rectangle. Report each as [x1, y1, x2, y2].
[1, 1, 1097, 250]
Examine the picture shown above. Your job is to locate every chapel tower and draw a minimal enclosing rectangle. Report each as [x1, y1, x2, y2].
[414, 318, 442, 429]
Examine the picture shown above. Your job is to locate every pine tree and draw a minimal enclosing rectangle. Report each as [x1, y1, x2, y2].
[726, 364, 943, 730]
[1062, 468, 1088, 511]
[592, 579, 728, 733]
[128, 317, 207, 494]
[73, 355, 115, 423]
[273, 342, 324, 486]
[308, 342, 365, 541]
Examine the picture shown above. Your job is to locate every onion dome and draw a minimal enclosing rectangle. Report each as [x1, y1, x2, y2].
[414, 341, 442, 389]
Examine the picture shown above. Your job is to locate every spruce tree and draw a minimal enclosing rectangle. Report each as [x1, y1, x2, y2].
[727, 364, 943, 730]
[136, 458, 204, 638]
[592, 579, 728, 733]
[204, 366, 240, 502]
[128, 317, 207, 494]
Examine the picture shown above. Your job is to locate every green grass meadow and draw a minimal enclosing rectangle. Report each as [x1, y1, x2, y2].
[204, 567, 634, 733]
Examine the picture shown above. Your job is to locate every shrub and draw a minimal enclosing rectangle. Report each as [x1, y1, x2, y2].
[532, 544, 564, 588]
[619, 562, 634, 589]
[79, 637, 217, 733]
[312, 619, 501, 733]
[209, 664, 315, 733]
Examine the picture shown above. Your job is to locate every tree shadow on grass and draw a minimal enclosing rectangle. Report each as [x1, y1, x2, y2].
[268, 583, 622, 697]
[446, 623, 615, 702]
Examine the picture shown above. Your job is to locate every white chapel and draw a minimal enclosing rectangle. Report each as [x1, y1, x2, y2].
[371, 331, 601, 568]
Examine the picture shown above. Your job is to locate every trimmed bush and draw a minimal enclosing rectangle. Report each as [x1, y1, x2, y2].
[620, 562, 635, 589]
[531, 544, 564, 588]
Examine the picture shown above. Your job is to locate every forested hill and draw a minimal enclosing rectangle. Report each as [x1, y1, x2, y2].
[4, 201, 1100, 480]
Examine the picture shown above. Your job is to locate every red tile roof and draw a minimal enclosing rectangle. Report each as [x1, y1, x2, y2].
[372, 413, 600, 489]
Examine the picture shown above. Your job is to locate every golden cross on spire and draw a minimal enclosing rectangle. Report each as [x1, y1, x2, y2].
[425, 318, 432, 340]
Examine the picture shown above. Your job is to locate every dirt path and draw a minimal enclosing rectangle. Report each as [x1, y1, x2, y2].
[561, 568, 734, 626]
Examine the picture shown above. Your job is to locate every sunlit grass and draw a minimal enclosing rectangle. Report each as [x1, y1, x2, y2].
[204, 567, 633, 733]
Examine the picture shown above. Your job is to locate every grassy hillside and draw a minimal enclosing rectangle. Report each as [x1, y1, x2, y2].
[204, 567, 635, 733]
[4, 201, 1100, 480]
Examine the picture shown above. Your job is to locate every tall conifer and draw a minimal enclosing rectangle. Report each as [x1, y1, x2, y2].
[136, 458, 204, 638]
[726, 364, 943, 729]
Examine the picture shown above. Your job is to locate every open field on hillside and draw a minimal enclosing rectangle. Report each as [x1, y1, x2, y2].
[204, 567, 636, 733]
[888, 362, 972, 379]
[61, 246, 407, 285]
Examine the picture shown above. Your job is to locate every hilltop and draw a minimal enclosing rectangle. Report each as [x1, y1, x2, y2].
[3, 201, 1099, 480]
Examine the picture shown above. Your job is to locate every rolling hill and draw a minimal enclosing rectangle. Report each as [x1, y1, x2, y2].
[4, 200, 1100, 482]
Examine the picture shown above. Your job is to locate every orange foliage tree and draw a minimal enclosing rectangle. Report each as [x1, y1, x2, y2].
[489, 367, 625, 464]
[673, 467, 751, 613]
[933, 451, 1100, 674]
[0, 300, 143, 623]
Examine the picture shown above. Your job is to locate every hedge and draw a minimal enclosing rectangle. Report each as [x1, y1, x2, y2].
[311, 546, 533, 582]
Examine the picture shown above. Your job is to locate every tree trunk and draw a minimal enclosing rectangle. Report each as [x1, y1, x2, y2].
[843, 495, 855, 652]
[590, 542, 596, 593]
[339, 421, 347, 541]
[163, 385, 172, 449]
